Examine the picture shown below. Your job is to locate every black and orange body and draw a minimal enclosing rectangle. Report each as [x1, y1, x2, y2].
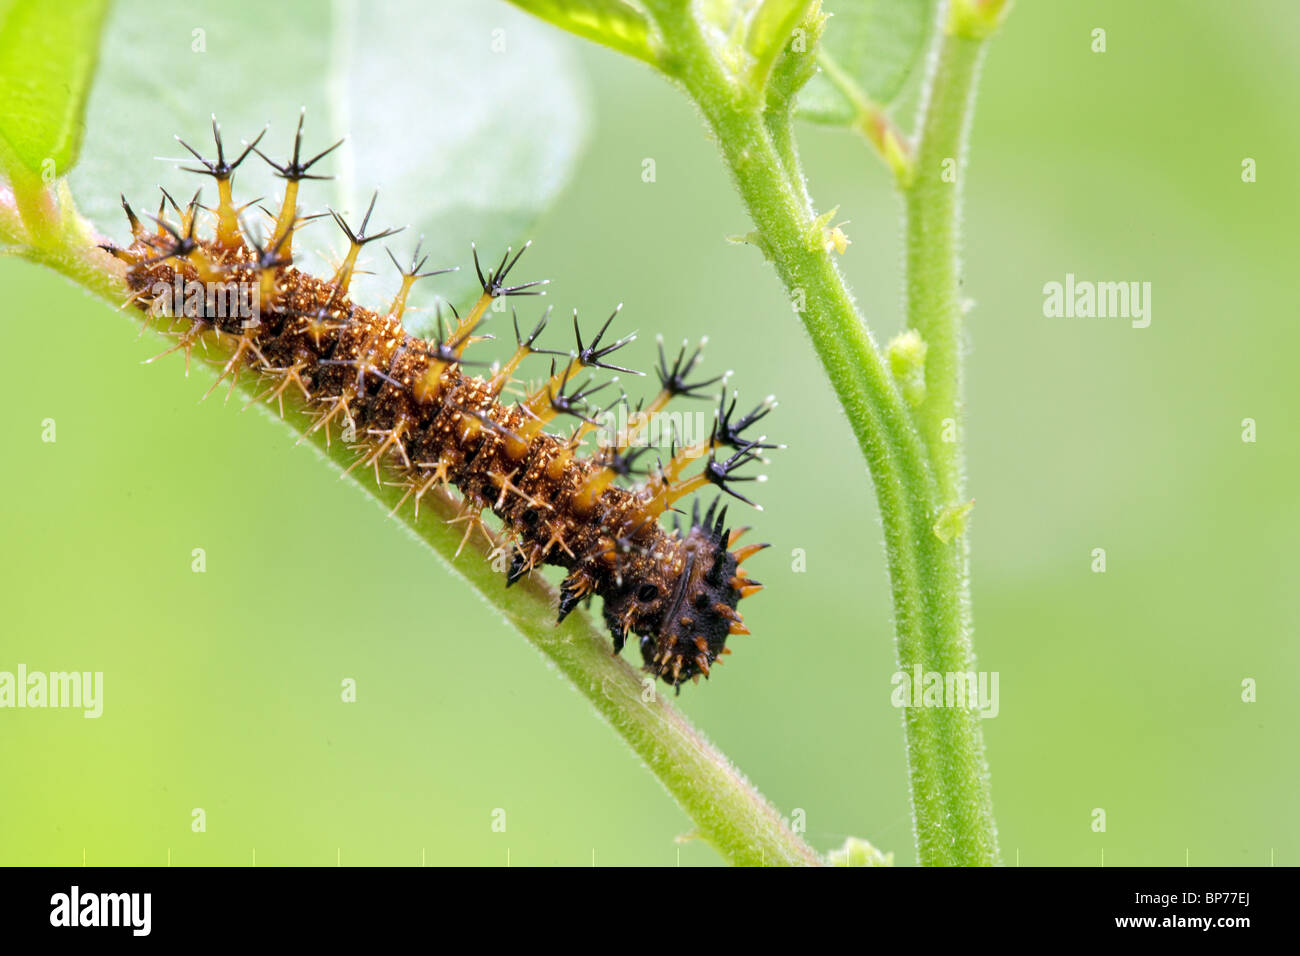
[102, 115, 773, 690]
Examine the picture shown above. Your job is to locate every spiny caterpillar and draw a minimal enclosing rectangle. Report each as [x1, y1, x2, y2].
[101, 115, 776, 691]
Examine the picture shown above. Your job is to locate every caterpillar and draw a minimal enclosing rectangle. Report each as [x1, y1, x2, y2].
[100, 115, 774, 691]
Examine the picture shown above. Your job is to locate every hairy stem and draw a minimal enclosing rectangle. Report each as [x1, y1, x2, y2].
[891, 3, 1002, 865]
[906, 23, 983, 492]
[0, 183, 823, 868]
[630, 3, 1001, 864]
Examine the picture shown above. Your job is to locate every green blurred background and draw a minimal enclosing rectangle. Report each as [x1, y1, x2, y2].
[1, 0, 1296, 866]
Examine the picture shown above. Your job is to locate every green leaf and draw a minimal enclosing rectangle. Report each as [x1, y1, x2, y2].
[796, 0, 935, 125]
[0, 0, 108, 179]
[68, 0, 589, 324]
[507, 0, 660, 66]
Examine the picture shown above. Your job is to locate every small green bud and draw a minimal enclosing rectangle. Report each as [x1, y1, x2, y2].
[887, 328, 928, 406]
[828, 835, 894, 867]
[933, 499, 976, 545]
[947, 0, 1013, 40]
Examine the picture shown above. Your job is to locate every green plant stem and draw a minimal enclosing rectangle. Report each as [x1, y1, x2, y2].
[0, 183, 823, 868]
[905, 28, 983, 496]
[646, 9, 999, 865]
[896, 14, 999, 866]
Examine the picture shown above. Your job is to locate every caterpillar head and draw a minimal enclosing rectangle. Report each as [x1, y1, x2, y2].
[602, 500, 760, 691]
